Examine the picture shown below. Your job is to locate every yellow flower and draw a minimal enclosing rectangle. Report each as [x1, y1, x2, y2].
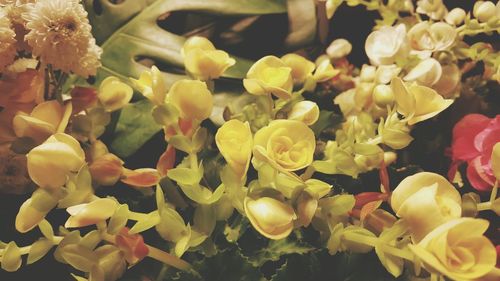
[98, 76, 133, 112]
[409, 218, 497, 281]
[130, 66, 167, 105]
[244, 196, 296, 240]
[281, 53, 315, 85]
[182, 36, 235, 80]
[65, 198, 118, 228]
[391, 77, 453, 125]
[287, 100, 320, 125]
[391, 172, 461, 242]
[253, 119, 315, 171]
[313, 55, 339, 82]
[13, 100, 73, 144]
[27, 133, 85, 189]
[167, 79, 213, 121]
[243, 56, 293, 99]
[215, 119, 253, 179]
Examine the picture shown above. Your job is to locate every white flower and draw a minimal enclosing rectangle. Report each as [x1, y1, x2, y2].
[416, 0, 447, 20]
[473, 1, 496, 23]
[375, 64, 401, 84]
[326, 38, 352, 59]
[408, 21, 456, 57]
[445, 8, 466, 26]
[23, 0, 102, 77]
[403, 58, 442, 87]
[0, 7, 16, 72]
[365, 24, 407, 66]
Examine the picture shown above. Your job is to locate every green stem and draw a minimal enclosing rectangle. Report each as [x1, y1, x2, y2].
[342, 233, 414, 261]
[477, 201, 492, 211]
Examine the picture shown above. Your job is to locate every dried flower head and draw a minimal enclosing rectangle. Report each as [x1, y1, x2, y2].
[0, 7, 17, 72]
[23, 0, 102, 77]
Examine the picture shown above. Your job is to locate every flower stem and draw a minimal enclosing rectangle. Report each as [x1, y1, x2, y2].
[477, 201, 492, 211]
[146, 245, 192, 271]
[342, 233, 414, 261]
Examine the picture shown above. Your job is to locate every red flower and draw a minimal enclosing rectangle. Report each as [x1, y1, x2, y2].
[449, 114, 500, 191]
[115, 227, 149, 265]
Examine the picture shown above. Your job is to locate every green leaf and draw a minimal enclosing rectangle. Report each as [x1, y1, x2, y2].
[1, 241, 22, 272]
[109, 99, 161, 157]
[247, 238, 315, 266]
[27, 239, 53, 264]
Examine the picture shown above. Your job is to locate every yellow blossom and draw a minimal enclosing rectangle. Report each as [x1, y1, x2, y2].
[167, 79, 213, 121]
[244, 196, 296, 240]
[281, 53, 315, 85]
[243, 56, 293, 99]
[130, 66, 167, 105]
[98, 76, 133, 112]
[253, 119, 315, 172]
[182, 36, 235, 80]
[409, 218, 497, 281]
[391, 172, 461, 242]
[27, 133, 85, 189]
[313, 55, 339, 82]
[391, 77, 453, 125]
[215, 119, 253, 179]
[13, 100, 72, 144]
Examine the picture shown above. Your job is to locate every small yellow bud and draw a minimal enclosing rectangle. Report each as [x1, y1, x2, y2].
[89, 153, 124, 186]
[373, 84, 394, 108]
[287, 100, 320, 125]
[98, 76, 133, 112]
[244, 197, 296, 240]
[445, 8, 466, 25]
[167, 79, 213, 121]
[27, 133, 86, 189]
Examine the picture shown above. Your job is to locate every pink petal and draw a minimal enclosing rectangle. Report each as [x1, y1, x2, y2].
[452, 114, 490, 142]
[467, 158, 495, 191]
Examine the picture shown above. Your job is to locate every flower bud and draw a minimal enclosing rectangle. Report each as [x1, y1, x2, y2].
[215, 119, 253, 179]
[474, 1, 496, 22]
[360, 64, 376, 82]
[244, 196, 296, 240]
[27, 133, 86, 189]
[15, 189, 58, 233]
[373, 84, 394, 108]
[287, 100, 320, 125]
[445, 8, 466, 25]
[65, 198, 118, 228]
[98, 76, 133, 112]
[404, 58, 442, 86]
[326, 38, 352, 59]
[13, 100, 72, 144]
[365, 24, 407, 66]
[94, 245, 126, 281]
[89, 153, 124, 186]
[130, 66, 167, 105]
[313, 55, 339, 82]
[167, 79, 213, 121]
[115, 228, 149, 265]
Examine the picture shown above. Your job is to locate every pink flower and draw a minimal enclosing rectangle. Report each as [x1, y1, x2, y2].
[449, 114, 500, 191]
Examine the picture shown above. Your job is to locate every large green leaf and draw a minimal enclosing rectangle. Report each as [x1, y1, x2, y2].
[76, 0, 288, 156]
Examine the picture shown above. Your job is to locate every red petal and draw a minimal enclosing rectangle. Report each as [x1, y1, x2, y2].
[360, 200, 383, 221]
[121, 168, 161, 187]
[156, 145, 176, 177]
[355, 192, 386, 208]
[466, 158, 494, 191]
[452, 114, 490, 142]
[379, 161, 390, 194]
[452, 136, 481, 161]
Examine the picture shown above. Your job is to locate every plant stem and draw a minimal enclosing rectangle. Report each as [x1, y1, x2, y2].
[342, 233, 414, 261]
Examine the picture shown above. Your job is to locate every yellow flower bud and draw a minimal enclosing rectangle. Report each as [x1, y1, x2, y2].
[65, 198, 118, 228]
[391, 77, 453, 125]
[244, 197, 296, 240]
[98, 76, 133, 112]
[130, 66, 167, 105]
[243, 56, 293, 99]
[13, 100, 72, 144]
[281, 53, 315, 85]
[445, 8, 466, 25]
[287, 100, 320, 125]
[167, 79, 213, 121]
[391, 172, 461, 242]
[253, 120, 315, 172]
[27, 133, 86, 189]
[215, 119, 253, 179]
[474, 1, 496, 22]
[373, 84, 395, 108]
[182, 36, 235, 80]
[89, 153, 124, 186]
[409, 218, 497, 281]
